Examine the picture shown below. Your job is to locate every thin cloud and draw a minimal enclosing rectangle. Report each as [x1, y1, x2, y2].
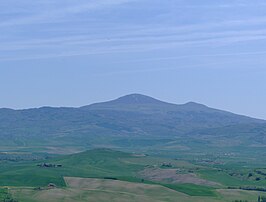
[1, 0, 266, 62]
[1, 26, 266, 61]
[2, 25, 266, 50]
[114, 51, 266, 64]
[0, 0, 135, 27]
[92, 61, 242, 76]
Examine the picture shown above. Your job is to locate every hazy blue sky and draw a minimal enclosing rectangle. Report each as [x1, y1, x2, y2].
[1, 0, 266, 119]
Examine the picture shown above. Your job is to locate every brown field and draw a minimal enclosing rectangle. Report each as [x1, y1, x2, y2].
[139, 168, 220, 186]
[10, 177, 265, 202]
[9, 177, 219, 202]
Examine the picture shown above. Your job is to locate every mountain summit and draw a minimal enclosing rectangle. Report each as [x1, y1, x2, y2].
[83, 94, 173, 110]
[103, 94, 169, 105]
[85, 94, 211, 112]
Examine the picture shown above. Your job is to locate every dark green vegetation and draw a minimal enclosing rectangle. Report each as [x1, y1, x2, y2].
[0, 188, 17, 202]
[162, 183, 216, 196]
[0, 189, 9, 201]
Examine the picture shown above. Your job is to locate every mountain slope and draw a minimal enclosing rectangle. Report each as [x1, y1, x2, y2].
[83, 94, 264, 127]
[0, 94, 265, 148]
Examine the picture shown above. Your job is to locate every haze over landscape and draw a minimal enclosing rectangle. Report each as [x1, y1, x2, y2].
[1, 1, 266, 202]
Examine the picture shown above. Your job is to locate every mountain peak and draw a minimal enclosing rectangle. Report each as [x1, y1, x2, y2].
[82, 94, 172, 110]
[112, 94, 166, 105]
[183, 101, 207, 108]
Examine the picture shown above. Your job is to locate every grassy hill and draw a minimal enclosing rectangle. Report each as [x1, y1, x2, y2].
[0, 149, 265, 202]
[0, 149, 138, 187]
[0, 149, 216, 191]
[1, 149, 266, 193]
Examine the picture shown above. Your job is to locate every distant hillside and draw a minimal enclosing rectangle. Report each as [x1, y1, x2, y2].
[0, 94, 265, 148]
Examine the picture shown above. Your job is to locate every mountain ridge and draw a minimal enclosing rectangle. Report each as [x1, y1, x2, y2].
[0, 94, 264, 123]
[0, 93, 265, 149]
[85, 93, 206, 107]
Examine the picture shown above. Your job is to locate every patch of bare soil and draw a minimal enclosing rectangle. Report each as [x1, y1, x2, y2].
[139, 168, 220, 186]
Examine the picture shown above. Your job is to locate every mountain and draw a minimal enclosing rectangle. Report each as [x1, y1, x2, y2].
[92, 93, 168, 105]
[82, 93, 175, 112]
[85, 94, 205, 108]
[84, 94, 263, 124]
[0, 94, 265, 149]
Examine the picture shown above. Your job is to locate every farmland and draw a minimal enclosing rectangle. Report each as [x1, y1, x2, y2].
[0, 149, 265, 201]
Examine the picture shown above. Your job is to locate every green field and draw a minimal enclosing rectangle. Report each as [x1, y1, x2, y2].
[0, 149, 266, 201]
